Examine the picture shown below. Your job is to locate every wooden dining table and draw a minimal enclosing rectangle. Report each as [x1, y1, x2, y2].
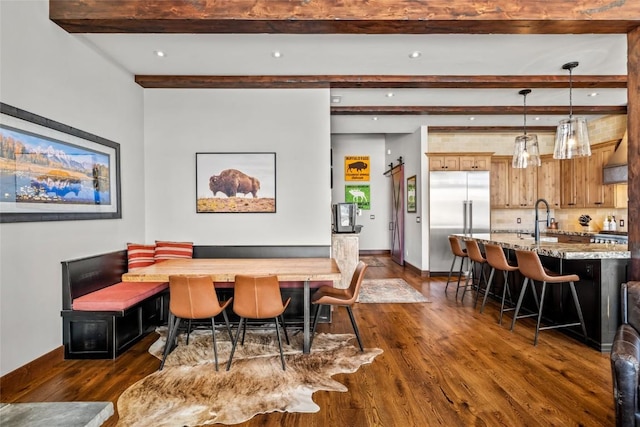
[122, 257, 342, 354]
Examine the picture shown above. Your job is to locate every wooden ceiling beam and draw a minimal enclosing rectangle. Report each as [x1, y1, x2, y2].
[134, 75, 627, 89]
[331, 106, 627, 115]
[49, 0, 640, 34]
[427, 126, 557, 133]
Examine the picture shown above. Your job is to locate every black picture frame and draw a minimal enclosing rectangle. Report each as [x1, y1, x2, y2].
[0, 103, 122, 223]
[195, 152, 276, 213]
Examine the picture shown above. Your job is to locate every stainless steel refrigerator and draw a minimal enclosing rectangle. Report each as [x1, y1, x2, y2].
[429, 171, 491, 274]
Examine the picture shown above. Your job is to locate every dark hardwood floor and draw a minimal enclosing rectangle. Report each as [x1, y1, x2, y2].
[1, 255, 615, 426]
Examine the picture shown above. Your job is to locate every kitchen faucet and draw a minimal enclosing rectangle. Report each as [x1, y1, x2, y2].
[534, 198, 551, 243]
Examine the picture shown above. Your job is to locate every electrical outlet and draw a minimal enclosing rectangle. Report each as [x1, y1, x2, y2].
[370, 214, 375, 220]
[620, 219, 625, 227]
[416, 217, 421, 223]
[517, 218, 521, 224]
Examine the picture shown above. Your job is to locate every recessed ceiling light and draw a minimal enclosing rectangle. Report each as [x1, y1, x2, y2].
[535, 117, 541, 121]
[272, 51, 282, 58]
[409, 51, 421, 59]
[372, 117, 379, 121]
[386, 92, 394, 97]
[154, 50, 166, 57]
[469, 117, 476, 121]
[588, 92, 599, 97]
[331, 96, 342, 103]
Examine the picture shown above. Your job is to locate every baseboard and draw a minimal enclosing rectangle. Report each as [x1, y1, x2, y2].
[0, 346, 64, 397]
[359, 250, 390, 256]
[403, 261, 430, 277]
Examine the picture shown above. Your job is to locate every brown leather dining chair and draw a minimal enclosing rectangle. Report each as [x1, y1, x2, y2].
[310, 260, 368, 351]
[511, 250, 587, 346]
[226, 274, 291, 371]
[160, 275, 233, 371]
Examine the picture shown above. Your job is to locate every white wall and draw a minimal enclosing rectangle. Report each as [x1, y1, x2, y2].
[386, 128, 428, 270]
[331, 134, 391, 251]
[0, 1, 146, 375]
[143, 89, 332, 245]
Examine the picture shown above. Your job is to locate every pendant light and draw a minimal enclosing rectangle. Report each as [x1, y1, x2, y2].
[512, 89, 541, 168]
[553, 61, 591, 159]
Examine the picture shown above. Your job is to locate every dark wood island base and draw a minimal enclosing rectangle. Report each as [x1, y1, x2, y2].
[454, 233, 630, 352]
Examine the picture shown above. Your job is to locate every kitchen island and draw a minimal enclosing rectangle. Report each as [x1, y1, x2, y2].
[454, 233, 629, 352]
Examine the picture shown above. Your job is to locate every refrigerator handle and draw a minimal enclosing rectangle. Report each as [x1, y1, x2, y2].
[462, 201, 468, 234]
[469, 200, 473, 234]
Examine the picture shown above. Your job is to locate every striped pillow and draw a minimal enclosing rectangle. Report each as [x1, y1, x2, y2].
[154, 240, 193, 261]
[127, 243, 156, 270]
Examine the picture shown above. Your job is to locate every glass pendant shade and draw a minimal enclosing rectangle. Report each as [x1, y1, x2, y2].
[554, 117, 591, 159]
[513, 134, 541, 168]
[553, 61, 591, 159]
[512, 88, 540, 168]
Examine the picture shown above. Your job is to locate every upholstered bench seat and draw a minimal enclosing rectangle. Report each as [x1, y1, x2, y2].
[73, 281, 169, 311]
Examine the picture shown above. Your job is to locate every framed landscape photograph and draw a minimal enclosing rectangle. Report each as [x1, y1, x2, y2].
[407, 175, 417, 213]
[0, 103, 121, 223]
[196, 152, 276, 213]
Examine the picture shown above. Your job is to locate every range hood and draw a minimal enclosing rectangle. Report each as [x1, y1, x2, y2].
[603, 131, 628, 184]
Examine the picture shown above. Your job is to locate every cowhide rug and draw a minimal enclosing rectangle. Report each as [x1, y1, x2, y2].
[116, 327, 382, 426]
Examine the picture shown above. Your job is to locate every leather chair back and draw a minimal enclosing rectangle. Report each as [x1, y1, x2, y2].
[344, 261, 368, 304]
[515, 250, 579, 283]
[233, 275, 286, 319]
[484, 244, 516, 271]
[168, 275, 224, 319]
[464, 240, 486, 264]
[449, 236, 467, 258]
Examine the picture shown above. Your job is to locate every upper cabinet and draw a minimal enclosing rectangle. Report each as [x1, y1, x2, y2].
[427, 153, 492, 171]
[537, 155, 561, 208]
[560, 140, 618, 209]
[490, 156, 536, 208]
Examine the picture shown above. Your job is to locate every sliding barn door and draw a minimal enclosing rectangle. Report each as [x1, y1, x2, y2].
[390, 164, 405, 265]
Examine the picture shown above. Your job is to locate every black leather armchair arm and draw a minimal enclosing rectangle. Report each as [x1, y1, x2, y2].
[611, 281, 640, 427]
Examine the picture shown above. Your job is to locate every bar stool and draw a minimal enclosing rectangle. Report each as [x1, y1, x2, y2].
[445, 236, 468, 297]
[481, 244, 518, 324]
[461, 240, 488, 306]
[511, 250, 588, 346]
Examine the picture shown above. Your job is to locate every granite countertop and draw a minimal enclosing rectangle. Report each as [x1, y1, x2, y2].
[455, 233, 630, 260]
[492, 228, 627, 237]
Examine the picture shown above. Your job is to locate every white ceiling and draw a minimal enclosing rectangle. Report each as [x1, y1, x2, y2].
[80, 33, 628, 134]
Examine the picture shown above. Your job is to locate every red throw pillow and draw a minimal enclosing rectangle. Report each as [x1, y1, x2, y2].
[127, 243, 156, 270]
[154, 240, 193, 261]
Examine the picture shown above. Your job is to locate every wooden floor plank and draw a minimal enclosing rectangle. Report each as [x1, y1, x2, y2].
[1, 255, 615, 426]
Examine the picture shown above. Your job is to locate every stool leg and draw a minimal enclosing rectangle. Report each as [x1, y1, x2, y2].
[510, 277, 529, 331]
[498, 270, 510, 325]
[568, 281, 588, 341]
[533, 281, 547, 346]
[474, 263, 489, 309]
[461, 260, 475, 302]
[480, 266, 496, 313]
[445, 255, 458, 293]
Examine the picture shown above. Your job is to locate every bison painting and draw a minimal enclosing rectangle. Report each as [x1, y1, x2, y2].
[209, 169, 260, 198]
[347, 161, 368, 172]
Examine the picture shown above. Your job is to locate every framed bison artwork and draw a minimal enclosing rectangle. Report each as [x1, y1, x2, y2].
[0, 102, 121, 223]
[196, 152, 276, 213]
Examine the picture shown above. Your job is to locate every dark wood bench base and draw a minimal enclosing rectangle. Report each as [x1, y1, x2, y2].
[61, 250, 169, 359]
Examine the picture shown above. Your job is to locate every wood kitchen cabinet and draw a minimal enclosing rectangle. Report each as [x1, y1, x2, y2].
[490, 157, 510, 208]
[586, 141, 616, 208]
[537, 155, 561, 208]
[490, 156, 536, 208]
[560, 140, 617, 208]
[460, 155, 491, 171]
[427, 153, 492, 171]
